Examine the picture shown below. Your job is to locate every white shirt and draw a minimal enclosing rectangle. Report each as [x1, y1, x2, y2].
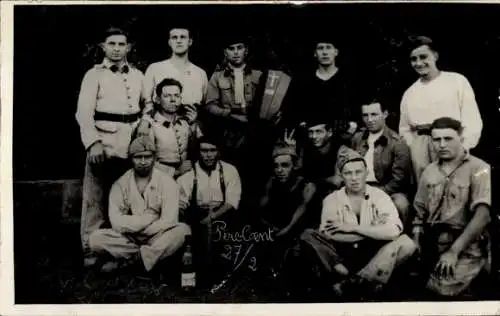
[399, 71, 483, 149]
[143, 59, 208, 112]
[177, 161, 242, 210]
[364, 129, 384, 183]
[75, 59, 144, 157]
[319, 185, 402, 234]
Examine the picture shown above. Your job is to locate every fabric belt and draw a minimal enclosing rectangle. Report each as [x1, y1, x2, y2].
[94, 111, 141, 123]
[412, 124, 432, 136]
[159, 161, 181, 169]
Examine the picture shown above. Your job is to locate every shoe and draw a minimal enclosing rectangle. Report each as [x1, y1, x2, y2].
[83, 256, 98, 268]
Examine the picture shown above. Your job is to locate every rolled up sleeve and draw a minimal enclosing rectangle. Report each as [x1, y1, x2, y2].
[319, 194, 342, 232]
[224, 164, 242, 210]
[470, 164, 491, 211]
[374, 190, 403, 234]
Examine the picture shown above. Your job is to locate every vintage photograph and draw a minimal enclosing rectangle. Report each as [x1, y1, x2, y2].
[8, 0, 500, 309]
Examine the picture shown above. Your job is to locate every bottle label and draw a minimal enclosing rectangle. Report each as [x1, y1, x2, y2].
[181, 272, 196, 287]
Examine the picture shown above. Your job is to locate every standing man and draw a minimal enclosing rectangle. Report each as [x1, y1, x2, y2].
[76, 27, 147, 266]
[141, 78, 202, 178]
[204, 32, 263, 170]
[413, 117, 491, 297]
[281, 33, 357, 142]
[88, 136, 190, 273]
[143, 26, 208, 120]
[346, 98, 412, 226]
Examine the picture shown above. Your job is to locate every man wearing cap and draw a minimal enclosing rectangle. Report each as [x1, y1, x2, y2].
[255, 142, 316, 277]
[177, 134, 242, 285]
[76, 27, 149, 267]
[299, 147, 416, 298]
[281, 32, 357, 140]
[204, 32, 263, 169]
[347, 97, 412, 226]
[412, 117, 491, 297]
[142, 26, 208, 121]
[140, 78, 202, 178]
[296, 119, 348, 228]
[87, 136, 190, 273]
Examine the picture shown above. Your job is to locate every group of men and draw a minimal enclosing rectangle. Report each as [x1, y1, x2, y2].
[75, 25, 491, 300]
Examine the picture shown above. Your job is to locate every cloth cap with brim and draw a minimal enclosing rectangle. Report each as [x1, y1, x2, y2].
[197, 129, 222, 149]
[337, 147, 366, 172]
[272, 142, 297, 159]
[129, 135, 156, 156]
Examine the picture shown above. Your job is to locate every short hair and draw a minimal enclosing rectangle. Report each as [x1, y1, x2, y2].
[101, 27, 129, 43]
[430, 117, 463, 134]
[408, 35, 437, 53]
[168, 26, 191, 38]
[360, 96, 388, 112]
[155, 78, 183, 97]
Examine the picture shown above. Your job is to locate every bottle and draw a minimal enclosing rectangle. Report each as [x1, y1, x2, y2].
[181, 234, 196, 293]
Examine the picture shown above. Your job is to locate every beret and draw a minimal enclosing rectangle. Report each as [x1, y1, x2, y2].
[128, 135, 156, 156]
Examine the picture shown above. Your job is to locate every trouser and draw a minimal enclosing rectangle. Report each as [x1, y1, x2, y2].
[80, 154, 130, 254]
[410, 134, 437, 185]
[300, 229, 416, 284]
[88, 223, 190, 271]
[420, 225, 487, 296]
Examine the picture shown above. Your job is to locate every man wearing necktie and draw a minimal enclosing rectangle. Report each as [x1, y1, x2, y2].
[140, 78, 202, 178]
[76, 27, 148, 267]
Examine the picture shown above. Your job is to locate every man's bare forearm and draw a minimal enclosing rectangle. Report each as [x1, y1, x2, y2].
[450, 205, 490, 255]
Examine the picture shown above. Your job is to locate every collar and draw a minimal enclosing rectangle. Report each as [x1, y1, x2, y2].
[340, 185, 372, 202]
[361, 127, 391, 146]
[218, 62, 252, 77]
[153, 111, 183, 125]
[195, 161, 221, 176]
[101, 58, 129, 71]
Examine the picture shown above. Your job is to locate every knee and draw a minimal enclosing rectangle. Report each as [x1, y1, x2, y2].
[395, 234, 417, 258]
[88, 229, 108, 253]
[177, 222, 192, 237]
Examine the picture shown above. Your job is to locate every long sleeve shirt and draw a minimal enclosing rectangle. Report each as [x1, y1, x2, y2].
[75, 59, 145, 158]
[320, 185, 403, 235]
[143, 59, 208, 112]
[399, 71, 483, 149]
[108, 168, 180, 235]
[177, 161, 242, 211]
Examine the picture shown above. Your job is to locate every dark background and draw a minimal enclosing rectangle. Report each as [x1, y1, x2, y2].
[13, 3, 500, 181]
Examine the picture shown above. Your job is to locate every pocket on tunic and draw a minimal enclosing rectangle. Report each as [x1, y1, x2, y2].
[448, 181, 469, 209]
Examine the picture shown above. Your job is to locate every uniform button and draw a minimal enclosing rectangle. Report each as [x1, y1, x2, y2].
[127, 96, 131, 99]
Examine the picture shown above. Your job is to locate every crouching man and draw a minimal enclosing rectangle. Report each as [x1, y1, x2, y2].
[300, 148, 416, 299]
[88, 136, 191, 272]
[413, 117, 491, 298]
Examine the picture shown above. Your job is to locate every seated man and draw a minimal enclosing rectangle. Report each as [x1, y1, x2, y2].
[412, 117, 491, 297]
[300, 148, 416, 298]
[138, 78, 201, 178]
[88, 136, 191, 272]
[256, 142, 316, 278]
[349, 98, 412, 226]
[177, 134, 242, 285]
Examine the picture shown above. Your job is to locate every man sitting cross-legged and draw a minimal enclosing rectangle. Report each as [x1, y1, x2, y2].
[299, 148, 417, 299]
[88, 136, 191, 273]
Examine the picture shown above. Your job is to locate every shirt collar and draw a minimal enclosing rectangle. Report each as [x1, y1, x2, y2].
[101, 58, 129, 71]
[361, 127, 390, 146]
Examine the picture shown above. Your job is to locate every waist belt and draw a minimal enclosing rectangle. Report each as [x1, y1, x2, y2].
[412, 124, 432, 136]
[94, 111, 141, 123]
[159, 161, 181, 169]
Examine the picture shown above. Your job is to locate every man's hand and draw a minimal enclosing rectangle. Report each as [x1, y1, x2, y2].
[347, 121, 358, 135]
[231, 114, 248, 123]
[434, 250, 459, 279]
[324, 222, 359, 234]
[283, 128, 296, 147]
[135, 119, 151, 137]
[89, 141, 106, 165]
[183, 104, 198, 124]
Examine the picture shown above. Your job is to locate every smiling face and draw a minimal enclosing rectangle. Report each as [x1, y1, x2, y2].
[307, 124, 332, 148]
[101, 34, 130, 63]
[224, 43, 247, 67]
[314, 42, 338, 66]
[410, 44, 439, 77]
